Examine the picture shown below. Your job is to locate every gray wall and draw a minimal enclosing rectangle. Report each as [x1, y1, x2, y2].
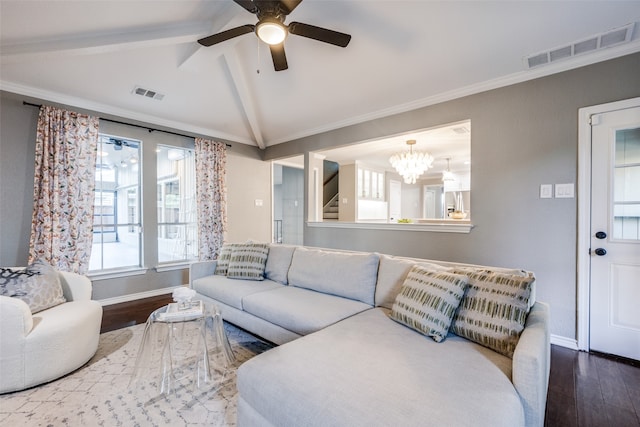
[0, 91, 267, 301]
[263, 52, 640, 340]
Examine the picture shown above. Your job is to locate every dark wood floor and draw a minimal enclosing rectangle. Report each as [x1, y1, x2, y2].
[101, 296, 640, 427]
[100, 293, 173, 333]
[545, 345, 640, 427]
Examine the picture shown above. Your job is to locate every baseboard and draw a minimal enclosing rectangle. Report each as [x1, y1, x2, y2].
[550, 334, 579, 350]
[98, 286, 182, 306]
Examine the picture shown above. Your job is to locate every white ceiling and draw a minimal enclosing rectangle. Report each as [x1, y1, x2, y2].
[2, 1, 639, 151]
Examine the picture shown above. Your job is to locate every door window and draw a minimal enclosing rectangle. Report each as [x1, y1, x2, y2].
[613, 128, 640, 241]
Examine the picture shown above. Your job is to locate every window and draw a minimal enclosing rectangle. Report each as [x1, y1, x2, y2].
[157, 146, 198, 263]
[90, 135, 142, 271]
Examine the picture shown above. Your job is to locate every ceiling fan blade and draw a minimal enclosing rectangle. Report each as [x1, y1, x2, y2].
[288, 22, 351, 47]
[233, 0, 258, 13]
[269, 43, 288, 71]
[279, 0, 303, 15]
[197, 24, 255, 47]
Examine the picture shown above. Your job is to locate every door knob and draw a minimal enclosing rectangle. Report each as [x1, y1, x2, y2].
[595, 231, 607, 239]
[594, 248, 607, 256]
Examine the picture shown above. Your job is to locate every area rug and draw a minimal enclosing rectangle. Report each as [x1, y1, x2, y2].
[0, 322, 274, 426]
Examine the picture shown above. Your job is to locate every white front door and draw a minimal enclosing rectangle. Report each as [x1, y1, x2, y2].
[589, 105, 640, 361]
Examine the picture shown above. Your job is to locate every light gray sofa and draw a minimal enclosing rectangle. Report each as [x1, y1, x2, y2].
[189, 245, 550, 427]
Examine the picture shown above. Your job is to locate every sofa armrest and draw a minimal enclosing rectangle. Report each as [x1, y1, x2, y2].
[0, 296, 33, 337]
[189, 261, 218, 287]
[512, 302, 551, 427]
[58, 271, 93, 301]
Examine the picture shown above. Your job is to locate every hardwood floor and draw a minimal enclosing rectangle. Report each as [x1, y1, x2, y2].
[545, 345, 640, 427]
[101, 297, 640, 426]
[100, 293, 172, 333]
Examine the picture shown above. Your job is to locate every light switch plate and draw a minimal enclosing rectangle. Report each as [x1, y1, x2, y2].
[555, 183, 574, 198]
[540, 184, 553, 199]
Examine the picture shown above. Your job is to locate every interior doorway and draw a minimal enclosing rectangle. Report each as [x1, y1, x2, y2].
[272, 163, 304, 245]
[577, 97, 640, 360]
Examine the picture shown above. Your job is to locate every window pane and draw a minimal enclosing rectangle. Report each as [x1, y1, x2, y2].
[90, 225, 141, 270]
[90, 135, 142, 271]
[613, 128, 640, 241]
[157, 145, 197, 263]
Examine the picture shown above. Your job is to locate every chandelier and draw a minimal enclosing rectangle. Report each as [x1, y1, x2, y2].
[442, 158, 455, 182]
[389, 140, 434, 184]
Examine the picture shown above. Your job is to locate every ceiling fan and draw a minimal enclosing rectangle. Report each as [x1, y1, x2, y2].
[197, 0, 352, 71]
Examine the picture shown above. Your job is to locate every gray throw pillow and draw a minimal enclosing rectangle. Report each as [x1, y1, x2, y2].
[226, 243, 270, 281]
[451, 268, 535, 358]
[214, 244, 236, 276]
[391, 265, 469, 342]
[0, 260, 66, 313]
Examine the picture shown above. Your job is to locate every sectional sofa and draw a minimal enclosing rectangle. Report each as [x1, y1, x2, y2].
[189, 244, 550, 427]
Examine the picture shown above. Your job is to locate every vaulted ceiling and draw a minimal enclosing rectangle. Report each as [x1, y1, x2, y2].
[1, 1, 639, 150]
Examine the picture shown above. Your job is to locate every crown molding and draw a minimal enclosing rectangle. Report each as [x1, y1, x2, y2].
[265, 41, 640, 147]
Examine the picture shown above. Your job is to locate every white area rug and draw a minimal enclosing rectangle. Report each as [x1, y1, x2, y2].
[0, 322, 273, 426]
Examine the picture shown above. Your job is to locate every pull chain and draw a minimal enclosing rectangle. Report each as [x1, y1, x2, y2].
[256, 39, 261, 74]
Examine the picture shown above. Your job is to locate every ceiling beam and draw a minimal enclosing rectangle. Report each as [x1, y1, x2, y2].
[177, 1, 238, 70]
[1, 21, 211, 62]
[223, 50, 265, 149]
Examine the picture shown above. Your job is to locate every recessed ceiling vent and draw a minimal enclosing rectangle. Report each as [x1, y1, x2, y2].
[452, 126, 470, 134]
[132, 86, 165, 101]
[524, 22, 636, 69]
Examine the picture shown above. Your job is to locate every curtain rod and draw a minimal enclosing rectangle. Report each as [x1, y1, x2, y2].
[22, 101, 232, 147]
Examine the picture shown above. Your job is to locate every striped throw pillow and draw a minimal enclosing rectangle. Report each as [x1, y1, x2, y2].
[227, 243, 270, 281]
[214, 244, 236, 276]
[391, 265, 469, 342]
[451, 268, 535, 358]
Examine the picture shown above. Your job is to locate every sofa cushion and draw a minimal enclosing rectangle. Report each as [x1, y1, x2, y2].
[237, 308, 524, 427]
[391, 266, 468, 342]
[0, 260, 66, 314]
[192, 276, 283, 310]
[451, 268, 535, 358]
[241, 286, 372, 336]
[227, 243, 270, 281]
[287, 247, 379, 305]
[375, 254, 453, 309]
[264, 244, 296, 285]
[214, 243, 236, 276]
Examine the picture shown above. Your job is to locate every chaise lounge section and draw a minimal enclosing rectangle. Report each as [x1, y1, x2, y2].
[190, 244, 550, 427]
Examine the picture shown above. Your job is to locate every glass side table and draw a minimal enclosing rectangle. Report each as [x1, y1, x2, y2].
[129, 301, 235, 396]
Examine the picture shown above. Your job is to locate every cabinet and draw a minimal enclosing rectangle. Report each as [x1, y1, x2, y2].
[357, 166, 385, 200]
[443, 171, 470, 192]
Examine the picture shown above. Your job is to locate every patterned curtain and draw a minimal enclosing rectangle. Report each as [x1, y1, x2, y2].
[195, 138, 227, 260]
[28, 105, 100, 274]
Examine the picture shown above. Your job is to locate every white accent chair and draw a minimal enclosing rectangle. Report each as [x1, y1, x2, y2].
[0, 271, 103, 394]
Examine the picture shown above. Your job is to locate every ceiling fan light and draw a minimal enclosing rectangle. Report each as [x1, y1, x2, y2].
[256, 21, 287, 45]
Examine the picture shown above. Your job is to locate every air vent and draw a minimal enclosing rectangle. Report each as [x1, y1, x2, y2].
[132, 86, 165, 101]
[524, 22, 636, 69]
[452, 126, 470, 134]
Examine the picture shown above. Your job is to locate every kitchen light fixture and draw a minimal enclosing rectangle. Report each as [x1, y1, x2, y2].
[256, 19, 287, 45]
[442, 158, 455, 182]
[389, 140, 434, 184]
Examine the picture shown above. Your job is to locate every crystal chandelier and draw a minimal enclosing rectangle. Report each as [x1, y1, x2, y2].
[389, 140, 434, 184]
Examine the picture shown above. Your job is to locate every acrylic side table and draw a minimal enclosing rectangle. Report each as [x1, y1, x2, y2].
[129, 301, 235, 396]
